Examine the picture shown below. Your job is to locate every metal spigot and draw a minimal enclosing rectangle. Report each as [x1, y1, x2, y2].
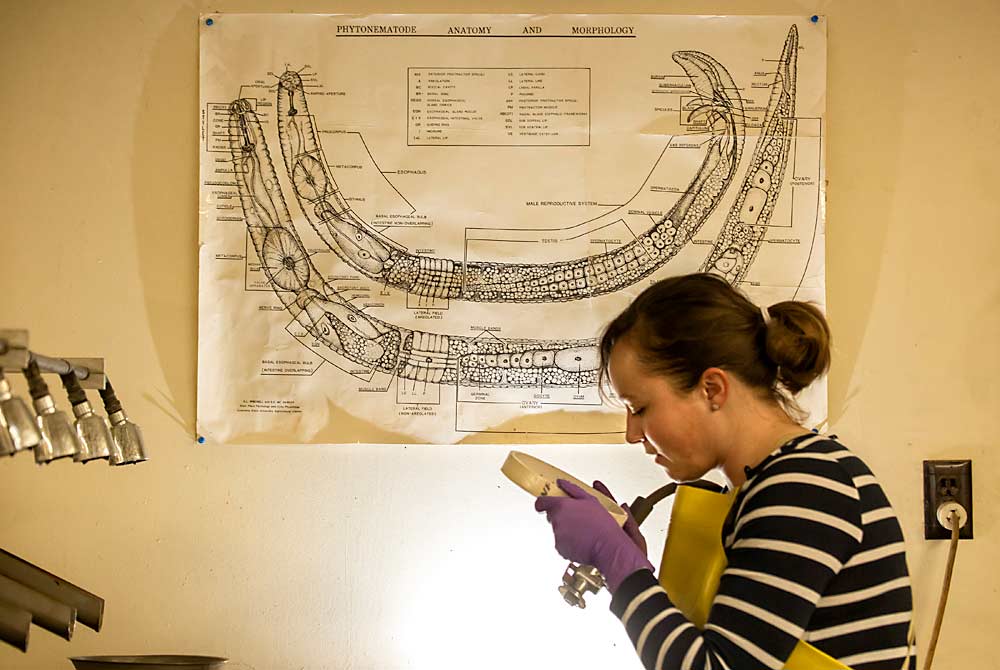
[0, 371, 41, 452]
[60, 373, 115, 464]
[558, 562, 606, 608]
[0, 416, 15, 456]
[24, 360, 82, 464]
[98, 379, 146, 465]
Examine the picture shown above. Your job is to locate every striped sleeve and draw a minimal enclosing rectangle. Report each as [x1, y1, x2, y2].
[611, 450, 863, 670]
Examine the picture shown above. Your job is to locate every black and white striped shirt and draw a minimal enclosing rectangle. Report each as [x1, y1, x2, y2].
[610, 434, 915, 670]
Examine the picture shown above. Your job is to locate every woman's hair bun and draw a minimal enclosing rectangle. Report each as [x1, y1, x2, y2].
[764, 301, 831, 394]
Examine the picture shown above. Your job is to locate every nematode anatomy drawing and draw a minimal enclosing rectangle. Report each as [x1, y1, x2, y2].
[227, 25, 803, 390]
[276, 51, 744, 303]
[702, 25, 799, 283]
[231, 100, 601, 389]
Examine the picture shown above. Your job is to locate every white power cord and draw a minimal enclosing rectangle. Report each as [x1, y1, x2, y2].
[921, 504, 965, 670]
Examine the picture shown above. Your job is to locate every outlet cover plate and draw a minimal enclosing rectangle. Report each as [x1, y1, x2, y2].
[923, 459, 973, 540]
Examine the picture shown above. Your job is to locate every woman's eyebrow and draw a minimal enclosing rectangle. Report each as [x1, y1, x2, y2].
[619, 393, 640, 406]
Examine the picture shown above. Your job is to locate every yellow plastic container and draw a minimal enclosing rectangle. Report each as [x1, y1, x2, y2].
[658, 485, 850, 670]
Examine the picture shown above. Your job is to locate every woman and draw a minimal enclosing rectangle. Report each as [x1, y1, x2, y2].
[536, 273, 915, 670]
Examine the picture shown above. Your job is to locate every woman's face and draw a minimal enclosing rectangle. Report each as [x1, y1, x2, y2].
[607, 338, 720, 482]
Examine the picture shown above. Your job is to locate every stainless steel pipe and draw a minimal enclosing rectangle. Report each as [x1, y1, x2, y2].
[0, 574, 76, 639]
[0, 599, 31, 651]
[0, 549, 103, 631]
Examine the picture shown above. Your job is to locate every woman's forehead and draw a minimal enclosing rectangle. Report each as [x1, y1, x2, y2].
[608, 338, 642, 375]
[609, 338, 695, 397]
[608, 340, 659, 393]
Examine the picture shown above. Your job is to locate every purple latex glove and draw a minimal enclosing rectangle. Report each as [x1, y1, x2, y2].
[535, 479, 654, 593]
[592, 480, 648, 556]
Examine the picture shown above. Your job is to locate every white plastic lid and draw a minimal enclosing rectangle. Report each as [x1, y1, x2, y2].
[501, 451, 628, 526]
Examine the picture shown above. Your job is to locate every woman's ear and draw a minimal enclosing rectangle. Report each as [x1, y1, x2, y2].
[700, 367, 729, 410]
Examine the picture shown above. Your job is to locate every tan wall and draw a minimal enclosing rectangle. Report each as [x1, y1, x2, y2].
[1, 0, 997, 668]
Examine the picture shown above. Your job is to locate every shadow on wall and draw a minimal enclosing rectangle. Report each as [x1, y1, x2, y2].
[823, 13, 906, 424]
[131, 4, 201, 434]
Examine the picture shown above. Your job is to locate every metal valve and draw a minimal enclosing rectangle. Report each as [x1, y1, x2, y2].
[558, 562, 605, 608]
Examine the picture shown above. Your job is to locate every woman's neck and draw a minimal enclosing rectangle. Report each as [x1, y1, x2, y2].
[719, 402, 809, 489]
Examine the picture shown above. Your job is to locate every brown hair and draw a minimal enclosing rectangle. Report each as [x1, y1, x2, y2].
[598, 273, 831, 411]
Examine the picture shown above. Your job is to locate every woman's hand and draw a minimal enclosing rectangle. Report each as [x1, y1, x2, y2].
[535, 479, 653, 592]
[592, 479, 648, 556]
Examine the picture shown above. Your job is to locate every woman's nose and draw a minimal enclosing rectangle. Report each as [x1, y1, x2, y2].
[625, 412, 644, 444]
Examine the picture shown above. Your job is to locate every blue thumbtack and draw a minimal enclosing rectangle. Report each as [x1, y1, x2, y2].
[810, 15, 819, 23]
[197, 436, 206, 444]
[205, 18, 214, 26]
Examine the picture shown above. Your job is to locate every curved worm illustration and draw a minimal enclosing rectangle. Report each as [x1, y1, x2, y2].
[228, 26, 808, 391]
[702, 25, 800, 282]
[276, 51, 744, 303]
[230, 100, 603, 389]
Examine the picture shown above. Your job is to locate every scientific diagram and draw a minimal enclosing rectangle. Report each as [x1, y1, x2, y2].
[198, 15, 826, 444]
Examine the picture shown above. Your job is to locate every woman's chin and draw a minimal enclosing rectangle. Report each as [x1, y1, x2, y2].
[657, 457, 703, 483]
[656, 456, 683, 480]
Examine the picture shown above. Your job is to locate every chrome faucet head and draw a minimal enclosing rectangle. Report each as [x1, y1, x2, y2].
[98, 379, 147, 465]
[0, 372, 41, 452]
[72, 406, 116, 463]
[108, 411, 146, 465]
[61, 373, 113, 463]
[24, 361, 81, 464]
[32, 395, 81, 464]
[0, 417, 15, 456]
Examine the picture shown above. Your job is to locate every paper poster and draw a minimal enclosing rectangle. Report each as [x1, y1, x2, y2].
[198, 14, 827, 444]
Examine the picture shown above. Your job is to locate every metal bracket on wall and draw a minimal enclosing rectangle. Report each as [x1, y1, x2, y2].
[0, 329, 106, 389]
[0, 329, 29, 369]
